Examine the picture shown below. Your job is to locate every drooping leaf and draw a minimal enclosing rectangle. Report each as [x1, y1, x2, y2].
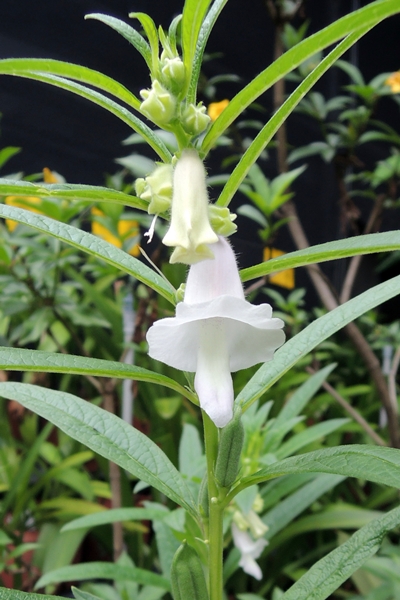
[0, 347, 197, 403]
[0, 205, 176, 304]
[0, 179, 148, 211]
[0, 383, 197, 518]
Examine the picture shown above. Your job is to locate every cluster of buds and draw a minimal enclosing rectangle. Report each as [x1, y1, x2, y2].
[139, 40, 210, 136]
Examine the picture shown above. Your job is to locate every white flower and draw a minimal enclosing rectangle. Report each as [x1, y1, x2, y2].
[232, 523, 268, 580]
[162, 150, 218, 264]
[146, 237, 285, 428]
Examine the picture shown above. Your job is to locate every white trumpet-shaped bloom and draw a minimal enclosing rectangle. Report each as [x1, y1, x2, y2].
[146, 237, 285, 427]
[162, 150, 218, 264]
[231, 524, 268, 580]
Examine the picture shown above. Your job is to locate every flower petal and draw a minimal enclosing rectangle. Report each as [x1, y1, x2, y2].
[194, 319, 233, 427]
[184, 237, 244, 303]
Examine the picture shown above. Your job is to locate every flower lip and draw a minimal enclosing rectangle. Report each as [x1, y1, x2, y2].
[146, 236, 285, 427]
[146, 294, 285, 373]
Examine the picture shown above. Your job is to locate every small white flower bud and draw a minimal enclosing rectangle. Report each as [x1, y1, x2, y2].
[162, 150, 218, 264]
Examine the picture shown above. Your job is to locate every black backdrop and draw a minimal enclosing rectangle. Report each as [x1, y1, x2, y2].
[1, 0, 399, 305]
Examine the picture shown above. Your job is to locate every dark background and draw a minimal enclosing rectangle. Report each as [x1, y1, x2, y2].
[0, 0, 399, 303]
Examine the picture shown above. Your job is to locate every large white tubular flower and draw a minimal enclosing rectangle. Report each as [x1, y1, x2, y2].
[162, 149, 218, 264]
[147, 237, 285, 428]
[231, 524, 268, 580]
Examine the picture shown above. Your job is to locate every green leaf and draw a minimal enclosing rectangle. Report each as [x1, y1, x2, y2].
[240, 231, 400, 282]
[0, 346, 197, 403]
[281, 505, 400, 600]
[0, 589, 66, 600]
[186, 0, 229, 104]
[263, 474, 345, 540]
[85, 14, 152, 70]
[275, 419, 350, 460]
[215, 26, 370, 207]
[274, 364, 337, 430]
[0, 179, 147, 210]
[0, 63, 171, 162]
[237, 274, 400, 411]
[62, 507, 169, 532]
[201, 0, 400, 155]
[0, 383, 197, 518]
[0, 146, 21, 169]
[0, 205, 176, 304]
[240, 445, 400, 489]
[274, 505, 383, 546]
[0, 58, 140, 110]
[35, 562, 170, 591]
[181, 0, 212, 88]
[129, 13, 159, 76]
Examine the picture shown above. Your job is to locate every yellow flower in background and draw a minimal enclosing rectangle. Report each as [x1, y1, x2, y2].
[91, 207, 140, 257]
[263, 247, 295, 290]
[385, 71, 400, 93]
[5, 167, 62, 231]
[207, 99, 230, 121]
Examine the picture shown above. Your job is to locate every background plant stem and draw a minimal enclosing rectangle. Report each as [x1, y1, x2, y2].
[268, 6, 400, 447]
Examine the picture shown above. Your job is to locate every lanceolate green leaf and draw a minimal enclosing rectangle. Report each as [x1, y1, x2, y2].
[0, 179, 148, 211]
[0, 589, 65, 600]
[62, 507, 169, 532]
[85, 14, 152, 70]
[186, 0, 229, 104]
[129, 13, 160, 76]
[240, 231, 400, 282]
[0, 58, 141, 110]
[0, 67, 171, 162]
[281, 505, 400, 600]
[237, 274, 400, 412]
[0, 347, 198, 404]
[35, 562, 170, 591]
[0, 382, 197, 518]
[0, 205, 176, 305]
[262, 474, 345, 541]
[238, 445, 400, 490]
[181, 0, 212, 85]
[216, 27, 369, 207]
[201, 0, 400, 155]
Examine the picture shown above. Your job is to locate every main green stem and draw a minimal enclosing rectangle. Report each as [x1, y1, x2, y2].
[203, 411, 224, 600]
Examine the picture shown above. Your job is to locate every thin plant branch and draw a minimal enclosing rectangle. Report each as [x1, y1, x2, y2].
[306, 366, 387, 447]
[340, 194, 385, 304]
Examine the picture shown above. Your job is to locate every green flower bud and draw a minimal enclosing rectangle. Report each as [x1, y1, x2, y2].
[181, 103, 211, 136]
[171, 543, 209, 600]
[208, 205, 237, 236]
[140, 80, 176, 126]
[214, 408, 244, 488]
[161, 56, 186, 91]
[135, 164, 173, 215]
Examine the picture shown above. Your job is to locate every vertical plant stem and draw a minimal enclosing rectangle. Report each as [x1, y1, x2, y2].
[203, 411, 224, 600]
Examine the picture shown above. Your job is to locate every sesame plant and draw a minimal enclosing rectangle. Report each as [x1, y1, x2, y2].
[1, 1, 400, 599]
